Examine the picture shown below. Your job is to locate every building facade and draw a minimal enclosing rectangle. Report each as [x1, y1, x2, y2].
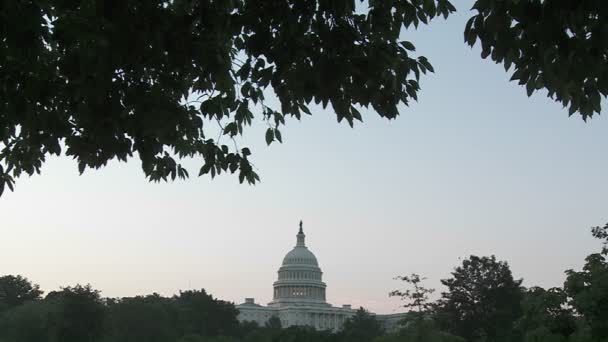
[236, 222, 406, 332]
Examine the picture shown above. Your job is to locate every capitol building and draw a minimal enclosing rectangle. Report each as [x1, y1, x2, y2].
[236, 222, 405, 331]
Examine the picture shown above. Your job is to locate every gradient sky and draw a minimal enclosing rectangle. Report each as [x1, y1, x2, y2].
[1, 2, 607, 314]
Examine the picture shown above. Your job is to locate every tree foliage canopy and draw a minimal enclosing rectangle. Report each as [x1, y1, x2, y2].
[1, 0, 606, 195]
[390, 273, 435, 314]
[339, 307, 384, 342]
[0, 275, 43, 311]
[435, 255, 523, 342]
[0, 0, 455, 196]
[565, 253, 608, 340]
[465, 0, 607, 120]
[516, 287, 577, 340]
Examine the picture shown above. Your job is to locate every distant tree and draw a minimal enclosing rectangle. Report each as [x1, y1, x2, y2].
[0, 299, 58, 342]
[237, 320, 260, 338]
[389, 273, 464, 342]
[178, 334, 240, 342]
[566, 324, 594, 342]
[45, 284, 106, 342]
[264, 315, 282, 330]
[174, 289, 240, 338]
[241, 328, 271, 342]
[0, 275, 43, 311]
[275, 325, 336, 342]
[390, 273, 435, 317]
[435, 255, 523, 342]
[562, 224, 608, 341]
[515, 287, 576, 341]
[340, 307, 384, 342]
[395, 319, 466, 342]
[591, 222, 608, 255]
[565, 253, 608, 341]
[178, 334, 206, 342]
[104, 294, 177, 342]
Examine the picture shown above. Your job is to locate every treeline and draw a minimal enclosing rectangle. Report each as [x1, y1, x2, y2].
[382, 223, 608, 342]
[1, 224, 607, 342]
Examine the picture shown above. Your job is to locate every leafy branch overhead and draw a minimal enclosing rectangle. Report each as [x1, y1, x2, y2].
[465, 0, 607, 119]
[0, 0, 455, 196]
[1, 0, 606, 196]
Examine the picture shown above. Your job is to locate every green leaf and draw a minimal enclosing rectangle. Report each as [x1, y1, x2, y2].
[265, 128, 274, 145]
[199, 164, 211, 176]
[526, 80, 534, 97]
[229, 162, 238, 173]
[418, 56, 434, 73]
[224, 122, 237, 136]
[299, 103, 311, 115]
[481, 46, 491, 59]
[423, 0, 437, 17]
[510, 68, 524, 81]
[400, 41, 416, 51]
[241, 82, 252, 98]
[351, 106, 363, 122]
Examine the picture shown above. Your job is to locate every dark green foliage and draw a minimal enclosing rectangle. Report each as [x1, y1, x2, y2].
[46, 285, 107, 342]
[105, 294, 177, 342]
[272, 325, 337, 342]
[178, 335, 240, 342]
[0, 0, 455, 196]
[237, 320, 260, 338]
[0, 284, 105, 342]
[1, 0, 605, 197]
[390, 273, 435, 314]
[591, 222, 608, 255]
[515, 287, 576, 341]
[0, 282, 245, 342]
[174, 289, 240, 337]
[435, 255, 523, 342]
[264, 315, 282, 330]
[387, 318, 465, 342]
[338, 307, 384, 342]
[239, 323, 337, 342]
[2, 224, 608, 342]
[0, 299, 58, 342]
[465, 0, 608, 120]
[388, 273, 467, 342]
[565, 253, 608, 341]
[562, 222, 608, 341]
[0, 275, 43, 311]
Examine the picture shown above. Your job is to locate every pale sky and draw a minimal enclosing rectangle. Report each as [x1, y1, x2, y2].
[1, 2, 607, 314]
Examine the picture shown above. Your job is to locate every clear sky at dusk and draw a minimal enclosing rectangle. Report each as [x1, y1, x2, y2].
[1, 2, 607, 314]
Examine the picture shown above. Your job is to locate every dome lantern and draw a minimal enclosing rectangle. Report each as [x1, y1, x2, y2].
[296, 220, 305, 247]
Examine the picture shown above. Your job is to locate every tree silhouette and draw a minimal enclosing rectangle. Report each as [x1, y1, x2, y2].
[435, 255, 523, 342]
[2, 1, 605, 196]
[0, 275, 43, 311]
[390, 273, 435, 314]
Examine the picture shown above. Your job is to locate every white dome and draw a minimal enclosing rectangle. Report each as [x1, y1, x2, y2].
[282, 246, 319, 266]
[270, 221, 328, 307]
